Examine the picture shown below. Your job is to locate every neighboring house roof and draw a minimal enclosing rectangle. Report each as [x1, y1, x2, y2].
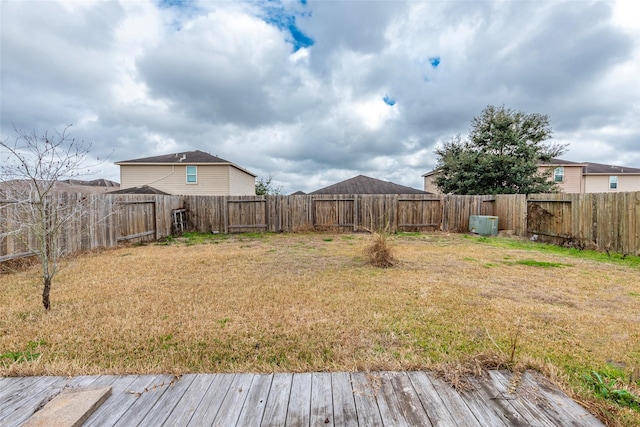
[582, 162, 640, 175]
[539, 158, 587, 167]
[108, 185, 169, 195]
[115, 150, 257, 177]
[311, 175, 429, 194]
[62, 179, 120, 187]
[424, 158, 640, 175]
[290, 191, 307, 195]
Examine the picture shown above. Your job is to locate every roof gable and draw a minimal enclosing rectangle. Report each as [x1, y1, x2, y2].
[311, 175, 429, 194]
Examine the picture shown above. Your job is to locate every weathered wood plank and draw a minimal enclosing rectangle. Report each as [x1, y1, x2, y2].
[138, 374, 197, 426]
[310, 372, 333, 426]
[0, 376, 70, 427]
[0, 370, 609, 427]
[374, 372, 411, 427]
[211, 373, 254, 426]
[487, 370, 557, 427]
[0, 377, 35, 397]
[427, 374, 483, 426]
[161, 374, 217, 427]
[407, 371, 459, 426]
[458, 384, 510, 426]
[235, 373, 273, 426]
[331, 372, 358, 426]
[386, 372, 432, 426]
[521, 371, 604, 427]
[350, 372, 383, 427]
[82, 375, 146, 426]
[260, 373, 292, 427]
[186, 373, 236, 426]
[286, 372, 312, 426]
[111, 374, 175, 427]
[467, 374, 527, 426]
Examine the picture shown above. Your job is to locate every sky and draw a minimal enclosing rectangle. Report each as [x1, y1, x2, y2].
[1, 0, 639, 194]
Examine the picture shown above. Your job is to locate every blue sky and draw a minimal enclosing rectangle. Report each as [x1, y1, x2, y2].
[1, 0, 639, 193]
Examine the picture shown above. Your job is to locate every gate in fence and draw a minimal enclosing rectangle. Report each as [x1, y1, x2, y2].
[116, 200, 157, 243]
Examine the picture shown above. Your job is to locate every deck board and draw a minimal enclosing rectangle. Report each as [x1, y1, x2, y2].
[286, 372, 312, 426]
[211, 373, 253, 426]
[85, 375, 161, 427]
[186, 372, 235, 426]
[138, 373, 197, 426]
[521, 371, 604, 427]
[487, 370, 558, 427]
[310, 372, 334, 426]
[331, 372, 358, 426]
[112, 374, 175, 427]
[235, 373, 273, 426]
[0, 370, 605, 427]
[0, 376, 69, 427]
[407, 371, 459, 426]
[260, 372, 292, 427]
[350, 372, 384, 427]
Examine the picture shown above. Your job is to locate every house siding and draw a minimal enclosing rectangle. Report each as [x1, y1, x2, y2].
[229, 167, 257, 195]
[423, 175, 439, 194]
[120, 164, 232, 195]
[584, 175, 640, 193]
[538, 165, 584, 193]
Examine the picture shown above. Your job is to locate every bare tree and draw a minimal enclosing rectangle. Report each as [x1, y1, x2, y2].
[0, 125, 95, 310]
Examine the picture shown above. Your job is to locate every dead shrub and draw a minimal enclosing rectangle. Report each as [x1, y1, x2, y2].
[363, 231, 396, 268]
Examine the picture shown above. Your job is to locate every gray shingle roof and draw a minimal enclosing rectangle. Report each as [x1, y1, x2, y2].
[583, 162, 640, 174]
[541, 158, 585, 165]
[115, 150, 229, 164]
[310, 175, 429, 194]
[114, 150, 257, 177]
[108, 185, 170, 195]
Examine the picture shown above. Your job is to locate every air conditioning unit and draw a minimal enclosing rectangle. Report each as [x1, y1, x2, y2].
[469, 215, 498, 236]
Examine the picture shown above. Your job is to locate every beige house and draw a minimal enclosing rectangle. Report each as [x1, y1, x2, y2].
[539, 159, 640, 193]
[115, 150, 257, 196]
[423, 158, 640, 194]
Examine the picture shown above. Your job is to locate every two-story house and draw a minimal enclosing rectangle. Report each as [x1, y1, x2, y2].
[114, 150, 257, 196]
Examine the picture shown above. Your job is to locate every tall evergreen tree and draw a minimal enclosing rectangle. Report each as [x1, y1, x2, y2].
[434, 105, 566, 195]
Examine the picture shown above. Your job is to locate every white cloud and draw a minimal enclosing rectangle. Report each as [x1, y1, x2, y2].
[1, 0, 639, 194]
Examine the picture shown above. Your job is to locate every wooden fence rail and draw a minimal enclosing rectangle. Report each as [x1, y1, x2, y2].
[1, 192, 639, 262]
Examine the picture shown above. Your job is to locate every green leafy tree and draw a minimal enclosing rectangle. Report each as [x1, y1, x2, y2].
[255, 175, 282, 195]
[434, 105, 566, 195]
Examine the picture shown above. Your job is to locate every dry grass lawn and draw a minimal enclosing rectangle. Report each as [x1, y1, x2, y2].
[1, 232, 639, 424]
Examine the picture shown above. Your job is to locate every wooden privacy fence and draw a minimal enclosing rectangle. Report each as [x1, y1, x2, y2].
[1, 191, 639, 261]
[0, 193, 183, 262]
[183, 194, 496, 235]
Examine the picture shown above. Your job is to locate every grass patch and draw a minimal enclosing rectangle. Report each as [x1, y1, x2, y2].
[0, 339, 45, 363]
[511, 259, 571, 268]
[469, 235, 640, 270]
[1, 232, 639, 424]
[584, 368, 640, 412]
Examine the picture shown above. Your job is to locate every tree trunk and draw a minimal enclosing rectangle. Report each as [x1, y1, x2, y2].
[42, 275, 51, 310]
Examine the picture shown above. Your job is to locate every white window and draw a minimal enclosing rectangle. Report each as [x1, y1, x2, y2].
[554, 167, 564, 182]
[609, 176, 618, 190]
[186, 166, 197, 184]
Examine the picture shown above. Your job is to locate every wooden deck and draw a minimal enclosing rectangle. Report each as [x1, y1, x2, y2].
[0, 370, 603, 426]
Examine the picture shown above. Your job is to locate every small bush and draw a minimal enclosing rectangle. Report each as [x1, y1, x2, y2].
[363, 231, 396, 268]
